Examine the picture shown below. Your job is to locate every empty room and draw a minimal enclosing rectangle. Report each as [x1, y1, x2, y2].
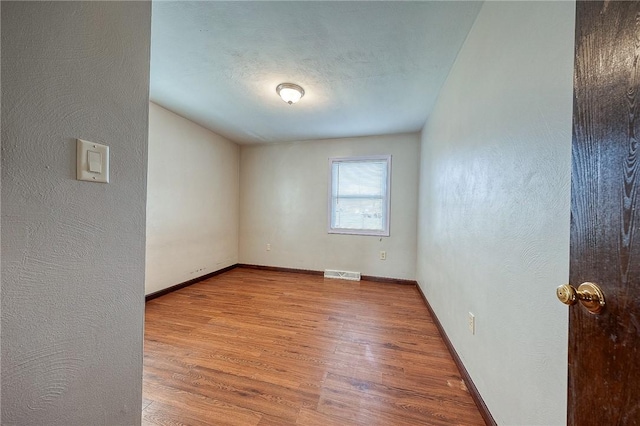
[2, 1, 638, 426]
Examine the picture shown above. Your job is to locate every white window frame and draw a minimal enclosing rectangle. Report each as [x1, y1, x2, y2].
[327, 155, 391, 237]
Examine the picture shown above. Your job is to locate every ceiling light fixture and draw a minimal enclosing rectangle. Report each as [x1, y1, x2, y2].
[276, 83, 305, 105]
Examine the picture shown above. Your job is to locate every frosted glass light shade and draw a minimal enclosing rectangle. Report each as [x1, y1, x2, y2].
[276, 83, 305, 105]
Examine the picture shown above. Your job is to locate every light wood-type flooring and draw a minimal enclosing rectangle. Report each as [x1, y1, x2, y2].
[142, 267, 484, 425]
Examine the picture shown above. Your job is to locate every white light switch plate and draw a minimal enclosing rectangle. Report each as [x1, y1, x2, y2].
[77, 139, 109, 183]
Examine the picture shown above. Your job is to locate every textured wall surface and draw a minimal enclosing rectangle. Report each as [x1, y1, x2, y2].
[240, 134, 419, 279]
[416, 2, 575, 424]
[0, 2, 3, 416]
[1, 2, 151, 424]
[146, 103, 239, 295]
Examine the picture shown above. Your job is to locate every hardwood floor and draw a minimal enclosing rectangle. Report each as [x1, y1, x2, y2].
[142, 268, 485, 425]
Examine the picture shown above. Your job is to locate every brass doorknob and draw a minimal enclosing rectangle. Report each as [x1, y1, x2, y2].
[556, 282, 605, 314]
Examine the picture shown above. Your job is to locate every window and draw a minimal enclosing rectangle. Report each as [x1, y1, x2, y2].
[328, 155, 391, 236]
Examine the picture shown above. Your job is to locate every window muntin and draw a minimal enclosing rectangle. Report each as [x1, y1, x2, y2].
[328, 155, 391, 236]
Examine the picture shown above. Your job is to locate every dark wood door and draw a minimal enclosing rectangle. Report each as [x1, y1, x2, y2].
[570, 1, 640, 424]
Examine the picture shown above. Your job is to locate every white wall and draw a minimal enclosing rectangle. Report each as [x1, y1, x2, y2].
[239, 134, 419, 280]
[1, 2, 150, 424]
[1, 3, 3, 416]
[416, 2, 575, 424]
[146, 103, 239, 295]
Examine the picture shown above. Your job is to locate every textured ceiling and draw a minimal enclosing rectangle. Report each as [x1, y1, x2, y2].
[150, 1, 483, 144]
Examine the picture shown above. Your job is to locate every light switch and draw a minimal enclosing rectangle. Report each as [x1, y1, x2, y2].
[88, 151, 102, 173]
[77, 139, 109, 183]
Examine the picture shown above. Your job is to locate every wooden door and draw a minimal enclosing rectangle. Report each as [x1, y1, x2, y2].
[570, 1, 640, 424]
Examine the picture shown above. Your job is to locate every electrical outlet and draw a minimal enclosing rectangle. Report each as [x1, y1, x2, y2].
[468, 312, 475, 335]
[266, 243, 271, 251]
[380, 251, 386, 260]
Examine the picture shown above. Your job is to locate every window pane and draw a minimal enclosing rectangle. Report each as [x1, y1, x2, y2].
[332, 160, 387, 197]
[331, 197, 384, 230]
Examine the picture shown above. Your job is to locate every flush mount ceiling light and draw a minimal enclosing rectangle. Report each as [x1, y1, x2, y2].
[276, 83, 305, 105]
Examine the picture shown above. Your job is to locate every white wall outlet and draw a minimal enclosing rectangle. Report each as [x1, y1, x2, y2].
[468, 312, 475, 335]
[380, 251, 386, 260]
[266, 243, 271, 251]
